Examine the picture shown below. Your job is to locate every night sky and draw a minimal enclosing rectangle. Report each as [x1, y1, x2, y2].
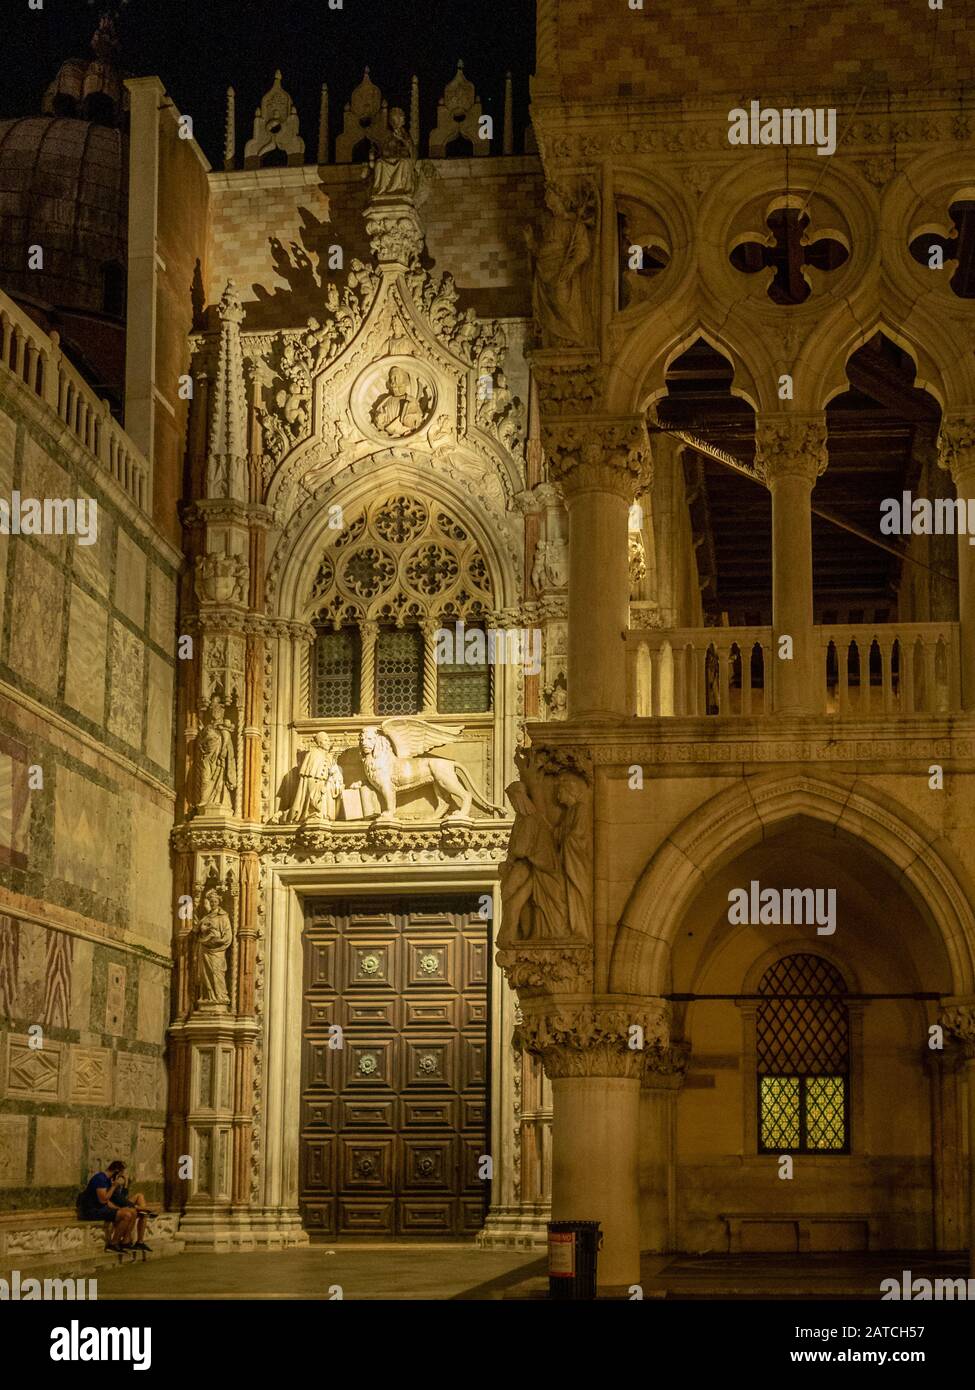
[4, 0, 537, 163]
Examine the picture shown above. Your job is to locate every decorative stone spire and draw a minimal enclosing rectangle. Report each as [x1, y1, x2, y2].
[224, 87, 236, 170]
[335, 67, 387, 162]
[429, 60, 487, 157]
[208, 281, 248, 499]
[503, 72, 514, 155]
[243, 71, 305, 169]
[410, 75, 420, 147]
[317, 83, 329, 164]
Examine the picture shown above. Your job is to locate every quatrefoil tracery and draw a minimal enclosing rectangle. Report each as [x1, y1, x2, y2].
[730, 201, 849, 305]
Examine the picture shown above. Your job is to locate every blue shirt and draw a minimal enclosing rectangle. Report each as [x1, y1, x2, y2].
[80, 1172, 113, 1218]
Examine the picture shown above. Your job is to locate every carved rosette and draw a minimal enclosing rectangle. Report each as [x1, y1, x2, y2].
[753, 415, 829, 485]
[514, 999, 671, 1079]
[541, 416, 651, 500]
[941, 1003, 975, 1059]
[937, 415, 975, 483]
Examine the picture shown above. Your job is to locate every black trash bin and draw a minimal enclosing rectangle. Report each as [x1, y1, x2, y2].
[547, 1220, 601, 1300]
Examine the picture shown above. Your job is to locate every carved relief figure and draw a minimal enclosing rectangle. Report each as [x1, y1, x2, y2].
[195, 889, 233, 1008]
[368, 106, 419, 199]
[370, 366, 432, 437]
[358, 719, 502, 821]
[196, 695, 237, 811]
[287, 732, 345, 822]
[531, 538, 569, 592]
[498, 748, 592, 945]
[523, 181, 598, 346]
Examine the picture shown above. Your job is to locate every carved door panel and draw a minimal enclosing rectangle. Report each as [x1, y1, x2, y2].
[300, 896, 489, 1238]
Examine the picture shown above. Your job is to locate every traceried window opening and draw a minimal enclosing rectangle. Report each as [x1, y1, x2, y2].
[314, 627, 360, 718]
[376, 625, 423, 715]
[438, 623, 491, 713]
[756, 953, 850, 1154]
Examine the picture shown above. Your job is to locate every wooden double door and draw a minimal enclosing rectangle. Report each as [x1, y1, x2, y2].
[299, 896, 490, 1238]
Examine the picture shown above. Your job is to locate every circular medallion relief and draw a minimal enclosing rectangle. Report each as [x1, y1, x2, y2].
[352, 357, 438, 443]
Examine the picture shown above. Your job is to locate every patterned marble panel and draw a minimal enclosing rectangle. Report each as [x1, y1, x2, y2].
[33, 1116, 83, 1187]
[63, 583, 108, 723]
[53, 766, 120, 901]
[0, 1115, 29, 1187]
[9, 543, 63, 697]
[114, 528, 147, 630]
[107, 618, 145, 748]
[145, 650, 174, 771]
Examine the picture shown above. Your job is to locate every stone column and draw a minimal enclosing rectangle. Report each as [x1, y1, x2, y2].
[640, 1045, 688, 1253]
[420, 618, 440, 715]
[942, 1005, 975, 1274]
[938, 416, 975, 710]
[359, 620, 378, 716]
[542, 416, 652, 721]
[518, 999, 670, 1292]
[755, 415, 828, 716]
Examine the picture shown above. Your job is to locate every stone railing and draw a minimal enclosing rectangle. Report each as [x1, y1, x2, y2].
[627, 626, 773, 716]
[0, 290, 149, 511]
[819, 622, 959, 715]
[625, 621, 960, 717]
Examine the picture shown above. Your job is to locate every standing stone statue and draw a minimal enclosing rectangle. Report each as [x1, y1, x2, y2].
[287, 732, 345, 822]
[369, 107, 419, 200]
[195, 889, 233, 1008]
[196, 695, 237, 811]
[498, 747, 591, 945]
[523, 182, 597, 346]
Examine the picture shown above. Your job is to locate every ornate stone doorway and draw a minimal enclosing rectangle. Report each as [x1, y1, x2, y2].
[299, 895, 491, 1238]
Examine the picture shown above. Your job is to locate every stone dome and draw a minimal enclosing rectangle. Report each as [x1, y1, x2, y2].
[0, 116, 128, 317]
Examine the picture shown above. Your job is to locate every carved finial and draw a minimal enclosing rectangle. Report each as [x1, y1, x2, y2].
[503, 71, 513, 155]
[410, 74, 420, 147]
[224, 86, 236, 170]
[317, 83, 329, 164]
[243, 70, 305, 169]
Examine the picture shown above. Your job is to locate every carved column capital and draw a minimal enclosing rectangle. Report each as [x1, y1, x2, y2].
[532, 354, 605, 416]
[642, 1041, 690, 1089]
[941, 1003, 975, 1058]
[754, 414, 829, 485]
[937, 413, 975, 484]
[514, 997, 671, 1080]
[541, 416, 652, 500]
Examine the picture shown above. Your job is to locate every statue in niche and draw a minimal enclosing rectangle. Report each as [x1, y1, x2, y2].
[498, 747, 592, 945]
[543, 674, 568, 720]
[368, 107, 419, 200]
[523, 181, 598, 346]
[370, 366, 432, 437]
[286, 732, 345, 823]
[195, 889, 233, 1008]
[196, 695, 237, 811]
[531, 538, 569, 592]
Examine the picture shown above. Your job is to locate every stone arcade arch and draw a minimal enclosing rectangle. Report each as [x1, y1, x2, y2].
[611, 772, 975, 998]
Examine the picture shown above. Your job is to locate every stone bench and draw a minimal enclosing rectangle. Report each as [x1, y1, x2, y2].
[721, 1211, 878, 1253]
[0, 1208, 184, 1283]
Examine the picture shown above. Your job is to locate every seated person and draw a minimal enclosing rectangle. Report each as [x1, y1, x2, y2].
[78, 1159, 157, 1252]
[112, 1166, 157, 1251]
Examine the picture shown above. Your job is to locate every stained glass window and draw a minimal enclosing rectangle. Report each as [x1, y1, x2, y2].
[756, 953, 849, 1154]
[437, 623, 491, 713]
[376, 626, 423, 715]
[314, 627, 360, 717]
